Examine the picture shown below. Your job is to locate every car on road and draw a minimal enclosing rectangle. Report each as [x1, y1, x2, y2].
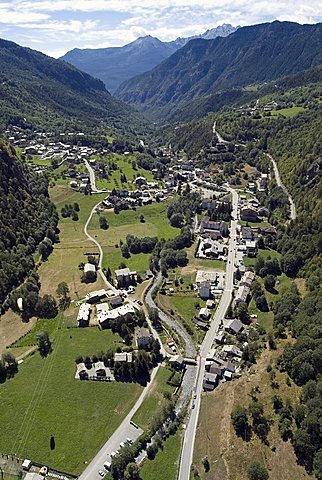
[98, 470, 105, 477]
[191, 403, 195, 409]
[137, 300, 143, 306]
[193, 393, 197, 399]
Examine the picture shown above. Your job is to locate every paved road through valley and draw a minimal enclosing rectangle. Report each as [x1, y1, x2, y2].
[178, 187, 239, 480]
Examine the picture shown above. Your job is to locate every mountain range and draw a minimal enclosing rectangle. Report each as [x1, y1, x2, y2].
[115, 21, 322, 120]
[0, 38, 147, 135]
[60, 24, 237, 93]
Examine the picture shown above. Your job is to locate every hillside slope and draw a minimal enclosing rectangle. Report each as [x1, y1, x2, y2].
[60, 25, 237, 93]
[0, 38, 147, 134]
[116, 21, 322, 119]
[0, 140, 58, 309]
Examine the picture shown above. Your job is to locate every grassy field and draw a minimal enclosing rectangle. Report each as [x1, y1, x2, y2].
[248, 273, 294, 332]
[0, 314, 142, 474]
[131, 366, 174, 430]
[38, 185, 106, 299]
[95, 154, 155, 191]
[193, 339, 311, 480]
[27, 156, 52, 167]
[163, 294, 207, 344]
[88, 201, 178, 277]
[180, 242, 225, 276]
[243, 248, 281, 267]
[271, 106, 306, 118]
[140, 429, 182, 480]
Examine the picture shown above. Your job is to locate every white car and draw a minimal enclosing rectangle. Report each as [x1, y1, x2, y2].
[110, 451, 118, 458]
[120, 441, 125, 448]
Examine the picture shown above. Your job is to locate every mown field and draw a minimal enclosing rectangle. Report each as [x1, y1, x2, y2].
[270, 106, 306, 118]
[131, 366, 174, 430]
[0, 314, 143, 474]
[88, 201, 179, 277]
[38, 185, 106, 299]
[140, 429, 182, 480]
[95, 154, 155, 191]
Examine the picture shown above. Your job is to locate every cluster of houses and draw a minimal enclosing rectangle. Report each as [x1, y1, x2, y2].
[234, 270, 255, 307]
[75, 326, 153, 381]
[97, 183, 166, 210]
[203, 342, 243, 390]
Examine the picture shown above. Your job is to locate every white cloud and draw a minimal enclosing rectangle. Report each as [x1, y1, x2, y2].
[17, 19, 98, 33]
[1, 0, 322, 57]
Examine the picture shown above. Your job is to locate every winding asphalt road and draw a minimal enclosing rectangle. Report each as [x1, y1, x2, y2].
[178, 187, 239, 480]
[266, 153, 297, 220]
[83, 202, 118, 294]
[84, 159, 108, 194]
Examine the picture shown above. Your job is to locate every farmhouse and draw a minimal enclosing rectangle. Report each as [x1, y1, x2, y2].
[114, 352, 133, 363]
[245, 240, 258, 257]
[96, 303, 109, 324]
[235, 285, 250, 306]
[115, 267, 137, 287]
[240, 207, 259, 222]
[199, 281, 211, 300]
[225, 318, 244, 334]
[77, 303, 91, 327]
[222, 344, 243, 358]
[240, 271, 255, 287]
[84, 263, 96, 273]
[99, 304, 136, 328]
[199, 307, 211, 320]
[203, 372, 218, 391]
[109, 295, 123, 308]
[169, 355, 185, 370]
[85, 289, 107, 304]
[135, 327, 153, 348]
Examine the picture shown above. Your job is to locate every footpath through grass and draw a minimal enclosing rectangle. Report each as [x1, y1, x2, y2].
[140, 429, 182, 480]
[0, 314, 143, 474]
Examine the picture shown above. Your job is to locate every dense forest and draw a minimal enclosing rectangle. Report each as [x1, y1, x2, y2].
[0, 140, 58, 312]
[0, 38, 148, 138]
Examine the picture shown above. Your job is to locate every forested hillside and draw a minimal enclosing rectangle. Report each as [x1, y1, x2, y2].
[116, 21, 322, 120]
[0, 38, 147, 135]
[0, 140, 58, 311]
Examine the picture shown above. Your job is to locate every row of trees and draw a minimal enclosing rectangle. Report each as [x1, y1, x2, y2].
[60, 202, 80, 221]
[8, 272, 58, 321]
[0, 352, 18, 383]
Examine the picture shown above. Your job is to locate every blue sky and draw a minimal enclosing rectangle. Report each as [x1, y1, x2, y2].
[0, 0, 321, 58]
